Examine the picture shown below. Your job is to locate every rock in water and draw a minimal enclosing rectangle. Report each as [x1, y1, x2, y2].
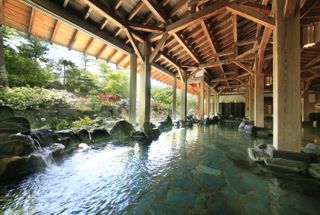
[144, 122, 160, 140]
[30, 129, 58, 147]
[76, 129, 91, 143]
[0, 117, 31, 135]
[110, 120, 135, 139]
[0, 106, 14, 121]
[308, 163, 320, 179]
[90, 128, 110, 142]
[193, 165, 222, 176]
[0, 154, 47, 181]
[264, 158, 308, 173]
[48, 143, 65, 158]
[0, 134, 36, 156]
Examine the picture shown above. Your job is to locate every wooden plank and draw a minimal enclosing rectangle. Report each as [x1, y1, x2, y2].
[113, 0, 122, 10]
[284, 0, 298, 18]
[84, 6, 92, 20]
[49, 20, 60, 44]
[129, 23, 164, 33]
[170, 0, 188, 18]
[233, 61, 254, 75]
[107, 49, 118, 61]
[125, 28, 143, 60]
[226, 4, 275, 29]
[173, 33, 199, 63]
[68, 29, 78, 50]
[23, 0, 134, 54]
[96, 44, 107, 59]
[149, 33, 169, 63]
[303, 55, 320, 69]
[142, 0, 167, 23]
[63, 0, 70, 8]
[100, 18, 108, 30]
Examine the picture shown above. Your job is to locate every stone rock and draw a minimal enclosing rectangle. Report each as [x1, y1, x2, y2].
[0, 106, 14, 121]
[166, 189, 196, 208]
[308, 163, 320, 179]
[159, 115, 173, 132]
[0, 134, 36, 156]
[0, 154, 47, 181]
[90, 128, 110, 142]
[110, 120, 135, 139]
[48, 143, 65, 158]
[31, 129, 58, 147]
[0, 117, 31, 135]
[238, 120, 255, 134]
[76, 129, 91, 143]
[193, 165, 222, 176]
[143, 122, 160, 140]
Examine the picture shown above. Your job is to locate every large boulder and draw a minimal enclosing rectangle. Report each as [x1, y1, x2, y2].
[47, 143, 65, 158]
[90, 128, 110, 142]
[0, 154, 47, 181]
[159, 115, 173, 132]
[76, 129, 91, 143]
[238, 120, 255, 134]
[0, 117, 31, 135]
[0, 106, 14, 121]
[0, 134, 36, 156]
[30, 129, 58, 147]
[144, 122, 160, 140]
[57, 130, 81, 151]
[110, 120, 135, 139]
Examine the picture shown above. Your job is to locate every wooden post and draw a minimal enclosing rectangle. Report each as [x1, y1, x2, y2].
[139, 41, 151, 128]
[200, 77, 204, 121]
[273, 0, 301, 152]
[0, 0, 8, 87]
[215, 93, 219, 114]
[245, 90, 249, 118]
[206, 85, 211, 117]
[181, 70, 187, 121]
[254, 55, 265, 127]
[249, 76, 254, 121]
[172, 76, 177, 120]
[129, 54, 137, 124]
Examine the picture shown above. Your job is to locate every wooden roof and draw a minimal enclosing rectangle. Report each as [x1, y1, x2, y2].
[2, 0, 320, 94]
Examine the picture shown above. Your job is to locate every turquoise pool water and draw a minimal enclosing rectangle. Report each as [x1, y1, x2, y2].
[1, 123, 320, 214]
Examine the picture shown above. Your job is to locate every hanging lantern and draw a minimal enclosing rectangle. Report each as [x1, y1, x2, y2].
[302, 22, 320, 49]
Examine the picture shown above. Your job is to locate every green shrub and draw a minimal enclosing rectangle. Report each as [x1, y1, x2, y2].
[72, 116, 93, 129]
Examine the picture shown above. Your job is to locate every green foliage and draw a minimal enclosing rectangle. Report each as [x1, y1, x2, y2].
[99, 61, 129, 98]
[17, 37, 49, 63]
[0, 87, 68, 110]
[52, 119, 70, 131]
[72, 116, 93, 129]
[151, 86, 174, 112]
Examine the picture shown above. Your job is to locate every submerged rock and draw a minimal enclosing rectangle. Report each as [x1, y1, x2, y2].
[90, 128, 110, 142]
[0, 134, 36, 156]
[0, 117, 31, 135]
[264, 158, 308, 173]
[193, 165, 222, 176]
[31, 129, 58, 147]
[143, 122, 160, 140]
[110, 120, 135, 139]
[0, 154, 47, 181]
[308, 163, 320, 179]
[158, 115, 173, 132]
[0, 106, 14, 121]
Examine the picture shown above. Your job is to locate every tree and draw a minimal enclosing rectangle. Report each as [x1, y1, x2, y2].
[0, 25, 8, 87]
[17, 37, 49, 63]
[58, 58, 75, 85]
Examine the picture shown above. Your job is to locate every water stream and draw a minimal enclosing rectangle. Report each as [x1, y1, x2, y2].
[1, 123, 320, 214]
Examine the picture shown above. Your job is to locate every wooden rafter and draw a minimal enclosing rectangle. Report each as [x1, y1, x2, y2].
[149, 33, 169, 63]
[128, 1, 144, 20]
[63, 0, 69, 8]
[125, 29, 143, 60]
[142, 0, 167, 23]
[28, 8, 35, 36]
[116, 53, 127, 65]
[96, 44, 107, 59]
[129, 23, 164, 33]
[83, 37, 94, 54]
[49, 20, 60, 44]
[84, 6, 92, 20]
[107, 49, 118, 62]
[113, 0, 122, 10]
[226, 4, 275, 29]
[170, 0, 188, 18]
[68, 29, 78, 50]
[100, 18, 108, 30]
[303, 56, 320, 69]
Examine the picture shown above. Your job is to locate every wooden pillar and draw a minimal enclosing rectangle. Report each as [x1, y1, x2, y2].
[139, 41, 151, 128]
[206, 85, 210, 117]
[197, 94, 200, 119]
[0, 0, 8, 87]
[245, 90, 249, 118]
[172, 76, 177, 120]
[254, 55, 265, 127]
[181, 70, 187, 121]
[215, 93, 219, 114]
[129, 54, 137, 124]
[200, 77, 204, 121]
[249, 76, 254, 121]
[273, 0, 301, 152]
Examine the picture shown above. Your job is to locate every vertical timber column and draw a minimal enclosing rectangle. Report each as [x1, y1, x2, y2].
[129, 54, 137, 124]
[273, 0, 301, 152]
[249, 76, 254, 121]
[245, 90, 249, 118]
[181, 70, 188, 121]
[206, 85, 210, 117]
[139, 41, 151, 128]
[215, 93, 219, 114]
[172, 76, 177, 120]
[254, 55, 265, 127]
[200, 77, 204, 121]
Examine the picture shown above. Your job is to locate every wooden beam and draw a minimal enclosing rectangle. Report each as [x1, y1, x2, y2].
[68, 29, 78, 50]
[28, 8, 35, 36]
[166, 0, 230, 34]
[96, 44, 107, 59]
[49, 20, 60, 44]
[303, 56, 320, 69]
[129, 23, 164, 33]
[173, 33, 200, 63]
[116, 53, 127, 65]
[226, 4, 275, 29]
[128, 1, 144, 20]
[100, 18, 108, 30]
[142, 0, 167, 23]
[170, 0, 188, 18]
[233, 61, 254, 75]
[63, 0, 70, 8]
[107, 49, 118, 61]
[83, 37, 94, 54]
[84, 6, 92, 20]
[284, 0, 298, 18]
[23, 0, 134, 54]
[125, 29, 143, 60]
[113, 0, 122, 10]
[149, 33, 169, 63]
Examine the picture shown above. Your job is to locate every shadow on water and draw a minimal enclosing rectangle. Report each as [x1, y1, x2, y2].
[1, 124, 320, 214]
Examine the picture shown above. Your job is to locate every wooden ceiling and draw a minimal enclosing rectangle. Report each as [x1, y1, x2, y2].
[3, 0, 320, 94]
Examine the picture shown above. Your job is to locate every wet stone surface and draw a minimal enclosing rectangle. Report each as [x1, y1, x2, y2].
[1, 124, 320, 214]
